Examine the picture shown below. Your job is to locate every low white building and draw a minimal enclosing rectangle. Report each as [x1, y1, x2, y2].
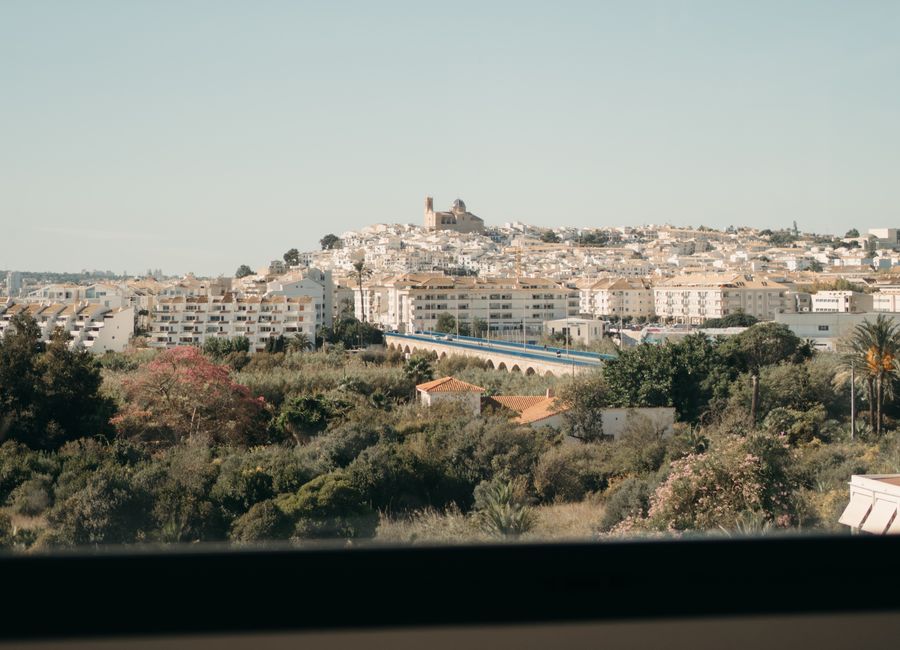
[486, 391, 676, 438]
[873, 289, 900, 313]
[543, 318, 605, 346]
[774, 312, 900, 352]
[598, 407, 676, 440]
[810, 291, 873, 313]
[839, 474, 900, 534]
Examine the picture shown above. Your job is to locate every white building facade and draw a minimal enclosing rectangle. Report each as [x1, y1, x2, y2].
[147, 294, 316, 353]
[654, 274, 794, 324]
[810, 291, 873, 313]
[0, 301, 134, 353]
[577, 278, 654, 319]
[362, 274, 579, 340]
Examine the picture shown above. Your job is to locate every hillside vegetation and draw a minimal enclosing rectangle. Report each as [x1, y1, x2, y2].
[3, 312, 900, 550]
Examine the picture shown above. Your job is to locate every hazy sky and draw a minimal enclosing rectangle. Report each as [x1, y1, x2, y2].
[3, 1, 899, 276]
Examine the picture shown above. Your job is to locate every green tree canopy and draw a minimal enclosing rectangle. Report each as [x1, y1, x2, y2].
[235, 264, 254, 278]
[601, 333, 725, 423]
[0, 315, 113, 450]
[719, 323, 811, 375]
[767, 230, 797, 247]
[283, 248, 300, 266]
[701, 312, 759, 328]
[320, 234, 342, 250]
[435, 313, 457, 334]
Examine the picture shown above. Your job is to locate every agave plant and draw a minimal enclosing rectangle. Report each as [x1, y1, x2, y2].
[473, 479, 536, 539]
[718, 511, 773, 538]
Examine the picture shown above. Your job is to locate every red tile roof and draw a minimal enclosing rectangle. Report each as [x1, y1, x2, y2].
[515, 397, 568, 424]
[416, 376, 486, 393]
[486, 396, 547, 412]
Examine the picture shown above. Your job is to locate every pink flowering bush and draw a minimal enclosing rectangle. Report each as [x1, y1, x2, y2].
[111, 347, 268, 446]
[613, 432, 799, 534]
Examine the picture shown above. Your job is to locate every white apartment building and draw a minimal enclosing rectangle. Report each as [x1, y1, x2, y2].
[82, 283, 133, 309]
[653, 274, 794, 324]
[0, 301, 134, 353]
[24, 284, 85, 303]
[577, 278, 654, 319]
[147, 294, 315, 353]
[810, 290, 873, 313]
[265, 268, 333, 329]
[361, 274, 579, 340]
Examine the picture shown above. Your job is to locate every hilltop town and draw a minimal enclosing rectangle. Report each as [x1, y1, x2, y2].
[3, 195, 900, 354]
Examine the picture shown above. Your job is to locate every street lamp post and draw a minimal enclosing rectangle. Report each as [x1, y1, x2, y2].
[850, 363, 856, 441]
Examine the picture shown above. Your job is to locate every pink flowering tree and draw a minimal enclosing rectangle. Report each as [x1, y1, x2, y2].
[615, 433, 799, 534]
[111, 347, 268, 446]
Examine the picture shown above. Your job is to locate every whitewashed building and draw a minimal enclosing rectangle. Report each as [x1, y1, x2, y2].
[810, 291, 873, 313]
[543, 318, 605, 345]
[0, 301, 134, 353]
[654, 274, 794, 324]
[147, 294, 316, 353]
[577, 278, 654, 319]
[362, 273, 579, 340]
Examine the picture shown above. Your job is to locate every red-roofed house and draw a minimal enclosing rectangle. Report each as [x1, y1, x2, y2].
[418, 377, 676, 438]
[416, 377, 486, 415]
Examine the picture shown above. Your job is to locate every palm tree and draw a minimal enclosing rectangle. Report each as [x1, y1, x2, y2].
[352, 260, 369, 323]
[288, 332, 312, 354]
[352, 260, 371, 350]
[845, 315, 900, 436]
[403, 355, 434, 386]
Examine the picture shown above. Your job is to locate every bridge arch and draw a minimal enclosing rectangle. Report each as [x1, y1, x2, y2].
[511, 364, 521, 374]
[403, 345, 411, 354]
[485, 359, 495, 369]
[525, 367, 536, 376]
[497, 362, 508, 372]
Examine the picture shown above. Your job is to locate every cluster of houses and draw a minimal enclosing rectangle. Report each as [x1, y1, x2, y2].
[414, 375, 675, 440]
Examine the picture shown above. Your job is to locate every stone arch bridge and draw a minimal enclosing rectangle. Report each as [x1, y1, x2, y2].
[384, 332, 608, 377]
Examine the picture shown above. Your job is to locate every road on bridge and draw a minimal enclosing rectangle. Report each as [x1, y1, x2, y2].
[383, 331, 614, 376]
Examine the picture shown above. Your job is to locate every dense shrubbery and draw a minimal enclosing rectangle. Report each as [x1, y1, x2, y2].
[4, 313, 900, 549]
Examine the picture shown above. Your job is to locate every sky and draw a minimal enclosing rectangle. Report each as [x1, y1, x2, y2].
[2, 1, 900, 276]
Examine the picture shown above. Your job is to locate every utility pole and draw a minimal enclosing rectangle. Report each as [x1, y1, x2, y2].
[850, 363, 857, 441]
[486, 298, 491, 346]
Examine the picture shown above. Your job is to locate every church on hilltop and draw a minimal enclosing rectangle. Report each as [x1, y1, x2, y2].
[424, 196, 485, 234]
